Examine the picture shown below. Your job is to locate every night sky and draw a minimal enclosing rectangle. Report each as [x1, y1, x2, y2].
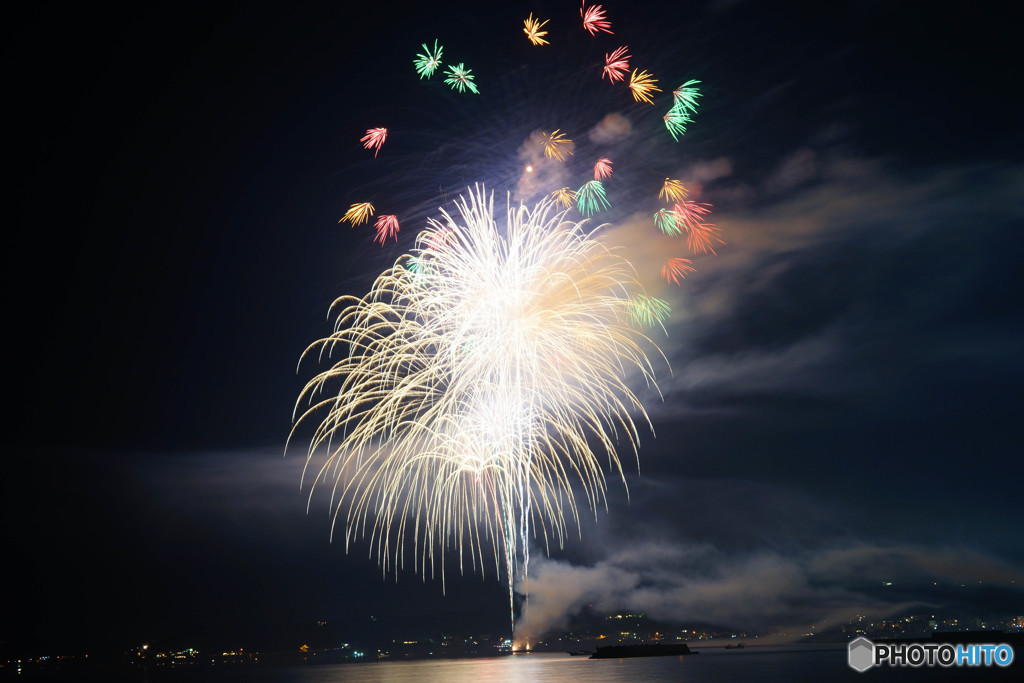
[5, 0, 1022, 654]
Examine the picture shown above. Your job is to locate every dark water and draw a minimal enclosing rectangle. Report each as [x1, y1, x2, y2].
[128, 644, 1019, 683]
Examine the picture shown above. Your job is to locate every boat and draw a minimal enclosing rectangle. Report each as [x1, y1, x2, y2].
[724, 643, 745, 649]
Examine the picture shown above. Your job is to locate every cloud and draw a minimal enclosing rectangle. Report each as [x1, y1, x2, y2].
[601, 155, 1024, 413]
[512, 464, 1024, 642]
[763, 148, 817, 194]
[588, 113, 633, 145]
[514, 130, 574, 202]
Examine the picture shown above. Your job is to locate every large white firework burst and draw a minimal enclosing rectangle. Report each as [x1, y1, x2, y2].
[291, 186, 664, 622]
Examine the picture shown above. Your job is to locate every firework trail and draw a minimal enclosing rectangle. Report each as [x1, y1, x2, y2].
[593, 157, 613, 180]
[292, 186, 663, 629]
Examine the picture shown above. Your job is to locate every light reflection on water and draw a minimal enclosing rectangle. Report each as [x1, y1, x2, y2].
[202, 645, 1018, 683]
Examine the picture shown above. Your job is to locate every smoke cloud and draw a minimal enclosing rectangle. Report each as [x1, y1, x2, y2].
[515, 539, 1023, 641]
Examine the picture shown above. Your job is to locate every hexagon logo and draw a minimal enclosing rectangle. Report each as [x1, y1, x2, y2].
[848, 637, 875, 672]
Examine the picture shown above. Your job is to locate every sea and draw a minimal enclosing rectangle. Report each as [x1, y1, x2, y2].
[121, 643, 1018, 683]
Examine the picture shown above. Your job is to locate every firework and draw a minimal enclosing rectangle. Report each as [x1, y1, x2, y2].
[593, 157, 613, 180]
[670, 200, 722, 254]
[575, 179, 610, 216]
[628, 68, 661, 105]
[686, 220, 724, 255]
[659, 178, 688, 203]
[444, 63, 479, 94]
[550, 187, 576, 208]
[373, 215, 400, 245]
[339, 202, 375, 227]
[540, 129, 574, 161]
[671, 79, 702, 117]
[663, 107, 690, 141]
[426, 224, 455, 252]
[361, 127, 388, 157]
[661, 257, 695, 285]
[672, 199, 712, 231]
[580, 2, 613, 35]
[628, 294, 671, 328]
[292, 186, 662, 629]
[523, 13, 550, 46]
[602, 46, 631, 83]
[653, 208, 681, 236]
[663, 80, 701, 141]
[414, 40, 444, 79]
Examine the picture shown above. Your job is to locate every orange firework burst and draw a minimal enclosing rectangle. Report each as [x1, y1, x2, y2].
[360, 127, 387, 157]
[671, 200, 722, 254]
[593, 158, 613, 180]
[628, 69, 661, 105]
[373, 215, 400, 245]
[602, 46, 631, 83]
[661, 257, 696, 285]
[550, 187, 577, 208]
[659, 178, 688, 203]
[339, 202, 375, 227]
[523, 13, 550, 46]
[686, 221, 724, 255]
[540, 129, 574, 161]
